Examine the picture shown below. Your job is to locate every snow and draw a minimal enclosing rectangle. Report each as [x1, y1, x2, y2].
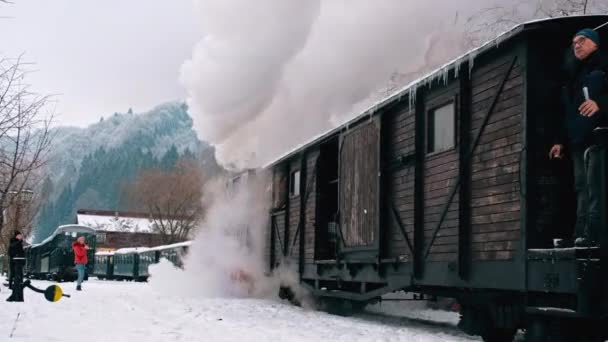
[114, 247, 151, 254]
[77, 213, 156, 233]
[0, 276, 483, 342]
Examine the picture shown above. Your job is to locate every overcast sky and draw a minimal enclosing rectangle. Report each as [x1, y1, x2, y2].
[0, 1, 200, 127]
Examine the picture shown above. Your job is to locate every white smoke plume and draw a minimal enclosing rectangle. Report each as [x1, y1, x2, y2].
[181, 0, 512, 169]
[181, 1, 608, 169]
[149, 172, 276, 298]
[149, 171, 315, 305]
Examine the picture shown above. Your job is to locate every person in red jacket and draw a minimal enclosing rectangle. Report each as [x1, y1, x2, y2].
[72, 236, 90, 291]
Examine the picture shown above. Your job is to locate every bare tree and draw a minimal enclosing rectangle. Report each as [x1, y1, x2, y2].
[126, 159, 205, 244]
[0, 56, 54, 238]
[465, 0, 608, 48]
[0, 190, 40, 258]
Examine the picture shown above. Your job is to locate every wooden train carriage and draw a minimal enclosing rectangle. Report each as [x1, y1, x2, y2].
[93, 252, 114, 280]
[264, 16, 608, 341]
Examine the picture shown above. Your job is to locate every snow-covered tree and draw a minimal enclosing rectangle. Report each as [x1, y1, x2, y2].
[465, 0, 608, 47]
[0, 56, 53, 238]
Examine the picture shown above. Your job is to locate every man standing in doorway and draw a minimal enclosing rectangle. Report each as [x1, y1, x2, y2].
[549, 28, 608, 247]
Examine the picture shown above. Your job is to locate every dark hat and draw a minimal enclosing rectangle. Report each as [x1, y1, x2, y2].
[575, 28, 600, 46]
[13, 230, 22, 237]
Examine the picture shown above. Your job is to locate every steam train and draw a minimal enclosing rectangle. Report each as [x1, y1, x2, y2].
[253, 16, 608, 342]
[93, 241, 191, 281]
[25, 225, 97, 281]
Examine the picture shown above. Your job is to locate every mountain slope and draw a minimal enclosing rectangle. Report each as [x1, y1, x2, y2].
[35, 102, 222, 242]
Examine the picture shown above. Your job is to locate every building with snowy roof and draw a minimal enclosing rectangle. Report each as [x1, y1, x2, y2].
[75, 209, 187, 252]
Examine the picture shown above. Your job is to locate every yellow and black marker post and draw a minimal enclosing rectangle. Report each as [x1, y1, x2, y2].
[43, 285, 65, 302]
[21, 280, 70, 302]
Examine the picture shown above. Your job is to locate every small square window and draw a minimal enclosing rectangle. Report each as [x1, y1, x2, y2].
[290, 170, 301, 197]
[428, 102, 456, 153]
[96, 233, 106, 243]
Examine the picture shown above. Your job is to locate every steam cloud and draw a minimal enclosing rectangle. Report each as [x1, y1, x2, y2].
[149, 172, 276, 298]
[180, 0, 511, 169]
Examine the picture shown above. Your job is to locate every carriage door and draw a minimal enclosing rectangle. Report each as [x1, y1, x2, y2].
[339, 119, 381, 257]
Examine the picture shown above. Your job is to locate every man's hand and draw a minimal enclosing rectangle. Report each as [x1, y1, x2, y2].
[85, 245, 90, 250]
[579, 100, 600, 117]
[549, 144, 564, 159]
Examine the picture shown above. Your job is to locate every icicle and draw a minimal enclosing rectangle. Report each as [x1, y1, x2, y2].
[454, 58, 462, 78]
[468, 50, 478, 77]
[408, 86, 417, 112]
[442, 66, 449, 85]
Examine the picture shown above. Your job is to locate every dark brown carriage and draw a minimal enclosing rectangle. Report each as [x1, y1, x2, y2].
[263, 16, 608, 341]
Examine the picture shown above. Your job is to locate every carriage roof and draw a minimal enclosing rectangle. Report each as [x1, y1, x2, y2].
[264, 15, 608, 168]
[114, 247, 152, 254]
[147, 241, 193, 252]
[34, 224, 96, 248]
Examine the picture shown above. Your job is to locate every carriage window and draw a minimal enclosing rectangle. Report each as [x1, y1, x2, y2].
[96, 233, 106, 243]
[290, 170, 301, 197]
[428, 102, 456, 153]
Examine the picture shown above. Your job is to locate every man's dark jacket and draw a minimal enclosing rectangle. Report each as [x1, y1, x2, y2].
[558, 50, 608, 147]
[8, 237, 24, 259]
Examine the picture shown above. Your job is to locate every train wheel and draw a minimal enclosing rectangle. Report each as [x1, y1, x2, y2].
[319, 298, 366, 317]
[481, 328, 516, 342]
[525, 316, 574, 342]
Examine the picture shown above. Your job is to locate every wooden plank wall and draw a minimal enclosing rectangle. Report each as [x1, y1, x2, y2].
[304, 150, 319, 264]
[339, 122, 380, 247]
[276, 151, 319, 263]
[383, 107, 416, 258]
[424, 81, 461, 262]
[263, 214, 273, 268]
[269, 165, 288, 265]
[469, 55, 523, 261]
[287, 158, 301, 259]
[271, 211, 286, 263]
[383, 53, 523, 263]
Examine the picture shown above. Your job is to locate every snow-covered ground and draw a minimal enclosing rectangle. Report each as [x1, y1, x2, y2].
[0, 276, 483, 342]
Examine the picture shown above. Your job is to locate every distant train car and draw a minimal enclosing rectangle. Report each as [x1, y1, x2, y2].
[151, 241, 192, 268]
[113, 247, 149, 281]
[93, 251, 114, 280]
[137, 249, 156, 279]
[96, 241, 192, 281]
[27, 225, 96, 281]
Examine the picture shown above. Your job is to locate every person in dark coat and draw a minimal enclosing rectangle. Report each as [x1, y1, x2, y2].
[7, 230, 25, 302]
[549, 28, 608, 247]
